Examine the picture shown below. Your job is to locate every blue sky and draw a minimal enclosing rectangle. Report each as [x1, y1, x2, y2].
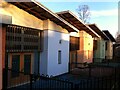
[40, 1, 118, 38]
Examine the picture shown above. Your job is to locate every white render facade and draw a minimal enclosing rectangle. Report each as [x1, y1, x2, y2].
[40, 30, 70, 76]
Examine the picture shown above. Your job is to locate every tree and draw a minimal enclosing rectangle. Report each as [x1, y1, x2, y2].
[116, 34, 120, 43]
[76, 5, 90, 24]
[115, 31, 120, 43]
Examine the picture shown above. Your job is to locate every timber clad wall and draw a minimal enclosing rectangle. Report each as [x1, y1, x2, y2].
[78, 31, 93, 63]
[0, 25, 6, 90]
[2, 26, 6, 69]
[6, 24, 42, 52]
[69, 30, 94, 65]
[0, 25, 3, 90]
[105, 41, 113, 59]
[70, 36, 79, 51]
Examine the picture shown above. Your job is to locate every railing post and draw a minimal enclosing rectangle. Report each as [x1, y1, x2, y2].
[30, 74, 33, 90]
[89, 65, 91, 77]
[74, 84, 79, 89]
[68, 62, 70, 73]
[2, 68, 8, 90]
[114, 67, 117, 90]
[118, 73, 120, 90]
[70, 82, 74, 90]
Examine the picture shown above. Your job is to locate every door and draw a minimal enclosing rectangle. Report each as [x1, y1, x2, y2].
[12, 55, 20, 77]
[70, 51, 77, 70]
[24, 54, 31, 74]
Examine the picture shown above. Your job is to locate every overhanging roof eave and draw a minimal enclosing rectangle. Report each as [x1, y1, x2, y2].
[57, 11, 99, 37]
[103, 30, 116, 42]
[88, 24, 109, 40]
[7, 0, 78, 32]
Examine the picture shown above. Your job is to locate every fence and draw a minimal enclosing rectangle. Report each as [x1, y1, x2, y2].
[93, 57, 120, 63]
[75, 75, 120, 90]
[3, 66, 120, 90]
[3, 68, 31, 90]
[3, 68, 73, 90]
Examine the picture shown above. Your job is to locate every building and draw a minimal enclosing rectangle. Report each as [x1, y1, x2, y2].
[0, 24, 4, 90]
[88, 24, 109, 63]
[0, 1, 116, 89]
[102, 30, 116, 60]
[1, 1, 79, 88]
[57, 11, 99, 70]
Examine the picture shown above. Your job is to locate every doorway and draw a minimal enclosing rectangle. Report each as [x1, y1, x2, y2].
[69, 51, 77, 71]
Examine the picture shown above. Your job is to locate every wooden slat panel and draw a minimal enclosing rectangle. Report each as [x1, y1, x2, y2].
[6, 24, 43, 52]
[70, 36, 79, 51]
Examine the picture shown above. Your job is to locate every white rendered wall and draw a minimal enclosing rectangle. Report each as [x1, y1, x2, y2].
[1, 2, 43, 30]
[40, 30, 70, 76]
[40, 30, 48, 75]
[47, 30, 69, 76]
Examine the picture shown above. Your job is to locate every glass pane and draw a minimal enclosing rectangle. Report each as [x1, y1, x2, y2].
[12, 55, 20, 78]
[24, 54, 31, 74]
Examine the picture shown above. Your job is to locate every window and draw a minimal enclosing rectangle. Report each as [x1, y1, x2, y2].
[24, 54, 31, 74]
[12, 55, 20, 77]
[58, 50, 61, 64]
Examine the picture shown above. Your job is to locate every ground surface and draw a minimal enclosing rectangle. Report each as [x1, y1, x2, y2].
[7, 62, 120, 90]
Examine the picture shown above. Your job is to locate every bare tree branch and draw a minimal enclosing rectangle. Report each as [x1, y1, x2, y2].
[76, 5, 91, 23]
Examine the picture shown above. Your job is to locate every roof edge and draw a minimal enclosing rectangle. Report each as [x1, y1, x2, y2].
[57, 11, 99, 37]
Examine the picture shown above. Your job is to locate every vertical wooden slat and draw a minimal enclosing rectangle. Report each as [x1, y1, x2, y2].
[70, 36, 80, 51]
[6, 24, 42, 52]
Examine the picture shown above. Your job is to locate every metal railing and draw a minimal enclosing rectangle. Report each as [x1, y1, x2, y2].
[3, 66, 120, 90]
[3, 68, 73, 90]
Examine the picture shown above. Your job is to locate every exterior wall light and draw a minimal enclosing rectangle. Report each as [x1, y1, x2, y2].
[59, 39, 62, 44]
